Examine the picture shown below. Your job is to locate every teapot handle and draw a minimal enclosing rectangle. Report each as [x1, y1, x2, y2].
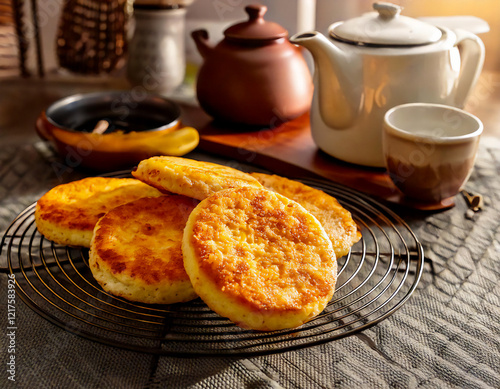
[454, 28, 485, 108]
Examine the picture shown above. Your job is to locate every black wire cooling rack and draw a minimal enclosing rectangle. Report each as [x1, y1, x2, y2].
[0, 172, 424, 357]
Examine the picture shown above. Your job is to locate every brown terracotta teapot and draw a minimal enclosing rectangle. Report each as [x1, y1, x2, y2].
[191, 4, 313, 126]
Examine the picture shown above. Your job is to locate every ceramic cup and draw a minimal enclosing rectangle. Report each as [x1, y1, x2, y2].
[383, 103, 483, 204]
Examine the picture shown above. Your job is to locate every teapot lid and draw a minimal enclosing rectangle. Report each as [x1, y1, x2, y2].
[330, 2, 442, 46]
[224, 5, 288, 41]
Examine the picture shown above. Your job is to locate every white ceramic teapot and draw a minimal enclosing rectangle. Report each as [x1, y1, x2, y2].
[290, 2, 485, 167]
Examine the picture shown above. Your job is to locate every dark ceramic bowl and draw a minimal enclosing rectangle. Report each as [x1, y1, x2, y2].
[35, 91, 198, 171]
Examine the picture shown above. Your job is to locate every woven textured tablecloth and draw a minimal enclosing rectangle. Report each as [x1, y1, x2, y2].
[0, 139, 499, 389]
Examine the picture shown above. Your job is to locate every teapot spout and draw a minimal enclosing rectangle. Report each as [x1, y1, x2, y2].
[290, 31, 360, 129]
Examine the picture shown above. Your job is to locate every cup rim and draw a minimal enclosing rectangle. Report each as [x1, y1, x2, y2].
[384, 103, 483, 143]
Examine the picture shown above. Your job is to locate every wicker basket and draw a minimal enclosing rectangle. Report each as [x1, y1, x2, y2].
[0, 0, 23, 77]
[56, 0, 129, 74]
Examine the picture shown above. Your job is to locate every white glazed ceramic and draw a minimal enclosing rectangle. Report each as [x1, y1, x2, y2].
[127, 8, 186, 94]
[290, 2, 485, 167]
[331, 2, 442, 46]
[383, 103, 483, 203]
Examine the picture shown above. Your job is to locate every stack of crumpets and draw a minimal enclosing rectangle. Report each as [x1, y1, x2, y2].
[35, 177, 163, 247]
[35, 156, 361, 330]
[89, 195, 199, 304]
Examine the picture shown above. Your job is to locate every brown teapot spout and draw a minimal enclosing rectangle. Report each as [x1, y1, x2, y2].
[191, 30, 213, 59]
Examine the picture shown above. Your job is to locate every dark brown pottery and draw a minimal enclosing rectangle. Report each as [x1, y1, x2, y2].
[191, 4, 313, 126]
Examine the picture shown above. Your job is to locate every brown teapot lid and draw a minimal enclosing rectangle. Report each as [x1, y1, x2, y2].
[224, 5, 288, 41]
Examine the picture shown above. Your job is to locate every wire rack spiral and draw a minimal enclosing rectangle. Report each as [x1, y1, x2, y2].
[0, 172, 424, 357]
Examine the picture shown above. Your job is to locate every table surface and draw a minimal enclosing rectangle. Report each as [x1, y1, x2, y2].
[0, 76, 499, 389]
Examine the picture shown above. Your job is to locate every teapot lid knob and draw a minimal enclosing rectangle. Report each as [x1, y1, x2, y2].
[373, 2, 402, 20]
[245, 4, 267, 21]
[224, 4, 287, 41]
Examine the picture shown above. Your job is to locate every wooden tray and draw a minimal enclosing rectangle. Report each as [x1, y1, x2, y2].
[194, 111, 454, 211]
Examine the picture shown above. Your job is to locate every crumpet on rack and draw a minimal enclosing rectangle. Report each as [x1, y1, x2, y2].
[182, 186, 337, 331]
[89, 195, 199, 304]
[35, 177, 163, 247]
[132, 156, 262, 200]
[250, 173, 361, 258]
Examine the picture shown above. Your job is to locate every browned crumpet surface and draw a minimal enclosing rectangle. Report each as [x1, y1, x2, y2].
[182, 186, 337, 331]
[132, 156, 262, 200]
[89, 195, 199, 304]
[250, 173, 361, 258]
[35, 177, 163, 247]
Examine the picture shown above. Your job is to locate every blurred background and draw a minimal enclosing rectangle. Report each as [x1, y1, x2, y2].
[1, 0, 499, 141]
[1, 0, 498, 78]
